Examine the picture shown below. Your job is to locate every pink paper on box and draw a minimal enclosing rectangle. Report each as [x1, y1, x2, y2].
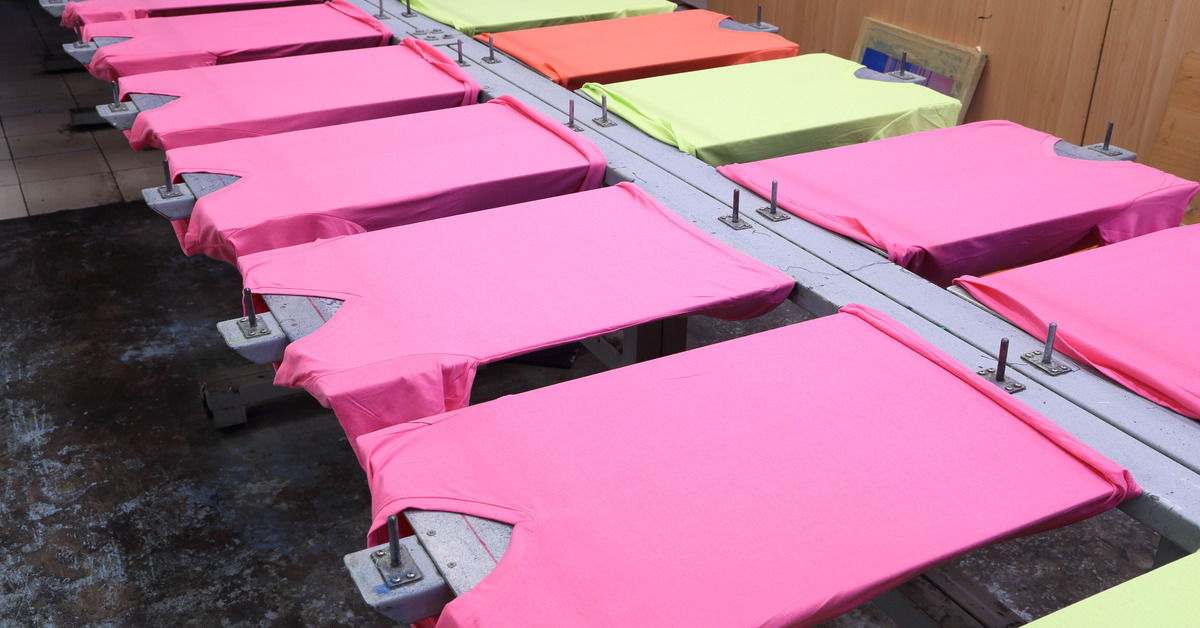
[82, 0, 389, 81]
[956, 225, 1200, 420]
[167, 95, 606, 263]
[119, 40, 479, 150]
[238, 183, 795, 463]
[62, 0, 317, 27]
[719, 121, 1198, 285]
[358, 304, 1137, 628]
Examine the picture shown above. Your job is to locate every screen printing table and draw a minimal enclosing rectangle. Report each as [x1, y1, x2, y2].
[291, 2, 1200, 623]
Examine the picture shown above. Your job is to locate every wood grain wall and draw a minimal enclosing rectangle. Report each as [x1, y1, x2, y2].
[708, 0, 1114, 145]
[1084, 0, 1200, 160]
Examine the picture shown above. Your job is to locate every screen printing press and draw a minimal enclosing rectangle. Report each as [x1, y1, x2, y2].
[99, 39, 478, 150]
[49, 0, 317, 24]
[140, 95, 606, 263]
[322, 8, 1200, 624]
[65, 0, 391, 81]
[61, 0, 1197, 622]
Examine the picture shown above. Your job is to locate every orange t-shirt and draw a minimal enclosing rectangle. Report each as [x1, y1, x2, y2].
[477, 10, 797, 90]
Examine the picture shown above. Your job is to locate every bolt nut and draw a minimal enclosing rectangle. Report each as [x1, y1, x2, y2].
[374, 549, 387, 557]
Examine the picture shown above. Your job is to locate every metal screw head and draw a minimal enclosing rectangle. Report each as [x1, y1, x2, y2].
[390, 575, 404, 584]
[405, 572, 416, 578]
[447, 562, 456, 568]
[426, 530, 436, 536]
[374, 549, 387, 557]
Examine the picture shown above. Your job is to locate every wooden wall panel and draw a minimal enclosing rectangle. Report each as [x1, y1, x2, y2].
[1084, 0, 1200, 162]
[708, 0, 1112, 144]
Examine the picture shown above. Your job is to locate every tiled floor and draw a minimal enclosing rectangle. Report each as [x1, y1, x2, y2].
[0, 0, 164, 220]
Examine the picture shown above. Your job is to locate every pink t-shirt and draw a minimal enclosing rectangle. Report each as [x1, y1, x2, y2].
[238, 183, 795, 463]
[956, 224, 1200, 420]
[62, 0, 317, 27]
[82, 0, 390, 82]
[719, 121, 1199, 285]
[358, 304, 1138, 628]
[119, 39, 479, 151]
[167, 95, 607, 263]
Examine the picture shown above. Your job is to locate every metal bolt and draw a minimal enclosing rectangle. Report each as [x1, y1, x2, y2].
[769, 180, 778, 215]
[898, 50, 908, 78]
[995, 337, 1010, 382]
[1042, 322, 1058, 364]
[457, 40, 464, 66]
[387, 514, 401, 569]
[488, 35, 496, 63]
[756, 3, 762, 27]
[1102, 121, 1114, 151]
[162, 159, 174, 194]
[243, 288, 257, 328]
[405, 571, 416, 578]
[390, 575, 404, 584]
[375, 0, 384, 19]
[374, 549, 387, 557]
[732, 189, 741, 223]
[601, 94, 609, 124]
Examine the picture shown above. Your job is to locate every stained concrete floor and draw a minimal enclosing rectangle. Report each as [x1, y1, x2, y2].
[0, 201, 1161, 627]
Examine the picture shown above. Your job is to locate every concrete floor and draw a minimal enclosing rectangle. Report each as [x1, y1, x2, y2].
[0, 0, 166, 220]
[0, 0, 1166, 625]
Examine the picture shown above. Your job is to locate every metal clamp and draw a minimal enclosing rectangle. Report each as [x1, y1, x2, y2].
[372, 545, 423, 588]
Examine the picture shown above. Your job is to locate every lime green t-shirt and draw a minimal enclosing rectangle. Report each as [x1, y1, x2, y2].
[1025, 551, 1200, 627]
[582, 53, 962, 166]
[408, 0, 675, 36]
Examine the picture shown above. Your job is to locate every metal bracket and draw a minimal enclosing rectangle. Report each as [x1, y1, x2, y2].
[976, 368, 1026, 394]
[236, 317, 272, 339]
[371, 544, 423, 589]
[756, 207, 791, 222]
[719, 215, 753, 230]
[1020, 351, 1074, 376]
[1086, 144, 1124, 157]
[157, 184, 185, 199]
[592, 116, 617, 128]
